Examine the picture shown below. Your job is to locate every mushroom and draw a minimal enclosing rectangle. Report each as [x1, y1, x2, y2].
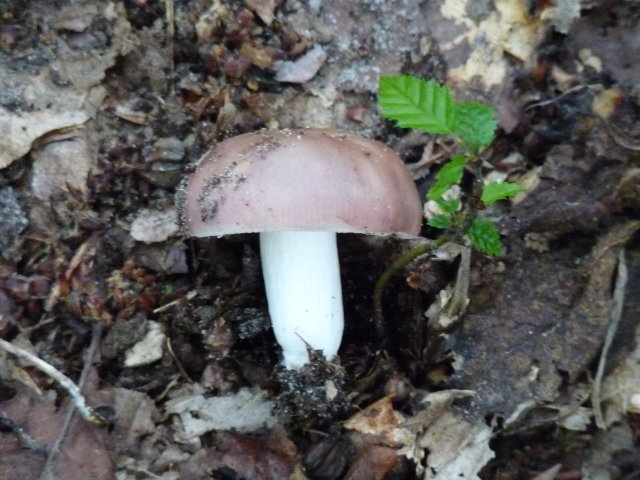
[177, 128, 422, 369]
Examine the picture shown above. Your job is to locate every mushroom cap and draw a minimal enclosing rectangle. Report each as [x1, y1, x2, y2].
[177, 128, 423, 236]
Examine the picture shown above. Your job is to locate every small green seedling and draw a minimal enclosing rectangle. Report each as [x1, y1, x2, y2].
[378, 75, 524, 256]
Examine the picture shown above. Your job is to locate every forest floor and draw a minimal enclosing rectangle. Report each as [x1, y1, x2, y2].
[1, 1, 640, 479]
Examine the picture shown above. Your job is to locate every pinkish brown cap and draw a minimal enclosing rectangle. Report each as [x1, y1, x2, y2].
[177, 128, 422, 236]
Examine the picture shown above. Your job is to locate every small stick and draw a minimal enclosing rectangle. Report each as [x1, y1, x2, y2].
[165, 337, 193, 383]
[523, 84, 591, 112]
[591, 248, 628, 429]
[153, 290, 197, 314]
[0, 338, 106, 427]
[39, 322, 105, 480]
[0, 407, 47, 454]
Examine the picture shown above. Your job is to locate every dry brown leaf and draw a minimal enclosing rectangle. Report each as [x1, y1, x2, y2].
[130, 208, 179, 243]
[344, 444, 399, 480]
[243, 0, 279, 25]
[0, 393, 114, 480]
[413, 411, 493, 480]
[166, 386, 276, 441]
[0, 3, 131, 169]
[343, 396, 405, 437]
[104, 387, 159, 452]
[179, 431, 297, 480]
[30, 133, 94, 202]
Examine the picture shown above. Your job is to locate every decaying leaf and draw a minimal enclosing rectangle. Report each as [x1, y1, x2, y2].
[179, 430, 297, 480]
[0, 82, 100, 170]
[103, 387, 159, 452]
[400, 390, 493, 480]
[30, 133, 94, 202]
[243, 0, 279, 25]
[344, 444, 400, 480]
[343, 397, 411, 478]
[600, 312, 640, 424]
[130, 208, 180, 243]
[418, 411, 493, 480]
[539, 0, 581, 34]
[124, 321, 166, 367]
[344, 391, 493, 479]
[344, 396, 405, 438]
[0, 391, 114, 480]
[425, 244, 470, 329]
[0, 2, 131, 168]
[166, 386, 276, 442]
[581, 424, 635, 480]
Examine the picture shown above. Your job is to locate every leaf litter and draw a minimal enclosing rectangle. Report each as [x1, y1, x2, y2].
[1, 0, 640, 478]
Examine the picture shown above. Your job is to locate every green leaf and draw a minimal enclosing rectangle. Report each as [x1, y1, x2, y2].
[453, 101, 497, 152]
[436, 198, 460, 214]
[481, 181, 525, 206]
[466, 218, 502, 256]
[427, 155, 466, 201]
[427, 215, 452, 229]
[378, 76, 455, 134]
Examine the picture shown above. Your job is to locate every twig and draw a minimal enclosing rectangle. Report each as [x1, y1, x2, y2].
[0, 407, 47, 454]
[523, 84, 592, 112]
[44, 236, 97, 312]
[441, 245, 471, 324]
[408, 140, 447, 180]
[0, 337, 106, 426]
[591, 249, 628, 429]
[153, 290, 197, 314]
[165, 337, 193, 383]
[39, 322, 105, 480]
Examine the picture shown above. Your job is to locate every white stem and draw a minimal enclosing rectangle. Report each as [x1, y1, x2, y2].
[259, 230, 344, 369]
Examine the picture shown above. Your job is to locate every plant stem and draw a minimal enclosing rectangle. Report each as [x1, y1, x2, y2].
[373, 236, 447, 340]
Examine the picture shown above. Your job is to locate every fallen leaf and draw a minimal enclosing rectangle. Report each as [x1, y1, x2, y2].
[166, 386, 276, 442]
[124, 321, 167, 367]
[30, 134, 94, 202]
[344, 396, 405, 437]
[417, 411, 493, 480]
[344, 444, 399, 480]
[179, 430, 297, 480]
[0, 392, 114, 480]
[130, 208, 180, 243]
[0, 2, 131, 168]
[107, 387, 159, 452]
[243, 0, 279, 25]
[398, 390, 492, 479]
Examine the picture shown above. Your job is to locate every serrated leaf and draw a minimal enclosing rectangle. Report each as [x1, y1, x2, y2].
[481, 182, 525, 205]
[379, 76, 455, 134]
[466, 218, 502, 256]
[436, 198, 460, 214]
[427, 155, 466, 201]
[427, 215, 452, 229]
[453, 101, 497, 153]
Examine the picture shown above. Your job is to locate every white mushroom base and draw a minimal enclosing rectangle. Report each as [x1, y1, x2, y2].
[259, 230, 344, 369]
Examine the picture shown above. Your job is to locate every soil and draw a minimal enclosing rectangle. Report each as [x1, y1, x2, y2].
[1, 1, 640, 479]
